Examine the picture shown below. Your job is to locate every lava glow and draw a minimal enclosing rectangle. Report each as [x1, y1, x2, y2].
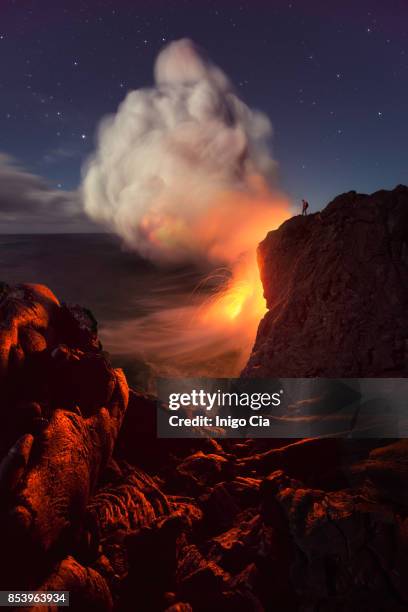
[100, 192, 290, 384]
[189, 187, 289, 359]
[199, 256, 267, 326]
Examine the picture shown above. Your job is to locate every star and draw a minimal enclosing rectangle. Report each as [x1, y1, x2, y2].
[81, 133, 87, 140]
[377, 111, 383, 117]
[73, 60, 79, 66]
[336, 73, 342, 79]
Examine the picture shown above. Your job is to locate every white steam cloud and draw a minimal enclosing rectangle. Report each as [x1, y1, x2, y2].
[82, 38, 286, 266]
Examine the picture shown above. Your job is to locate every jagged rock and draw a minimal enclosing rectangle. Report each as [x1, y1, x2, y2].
[351, 439, 408, 507]
[208, 512, 271, 574]
[87, 463, 170, 542]
[22, 556, 113, 612]
[244, 185, 408, 378]
[0, 284, 129, 590]
[119, 512, 191, 611]
[176, 544, 231, 610]
[167, 495, 204, 527]
[0, 284, 59, 380]
[0, 433, 33, 494]
[228, 563, 264, 611]
[176, 451, 231, 492]
[262, 469, 408, 610]
[199, 477, 260, 534]
[165, 604, 193, 612]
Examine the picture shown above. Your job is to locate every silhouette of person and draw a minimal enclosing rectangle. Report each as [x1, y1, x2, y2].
[302, 199, 309, 215]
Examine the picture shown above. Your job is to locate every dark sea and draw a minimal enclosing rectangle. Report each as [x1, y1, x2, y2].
[0, 233, 204, 389]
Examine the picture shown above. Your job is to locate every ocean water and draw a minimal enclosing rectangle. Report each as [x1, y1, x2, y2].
[0, 233, 205, 388]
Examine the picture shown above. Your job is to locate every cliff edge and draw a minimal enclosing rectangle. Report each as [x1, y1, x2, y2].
[243, 184, 408, 377]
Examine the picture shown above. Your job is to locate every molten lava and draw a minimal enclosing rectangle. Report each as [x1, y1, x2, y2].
[200, 256, 267, 326]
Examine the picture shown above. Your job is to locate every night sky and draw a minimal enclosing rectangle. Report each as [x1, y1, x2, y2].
[0, 0, 407, 231]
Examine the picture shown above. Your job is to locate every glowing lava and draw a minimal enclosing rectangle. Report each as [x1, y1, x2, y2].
[199, 255, 267, 326]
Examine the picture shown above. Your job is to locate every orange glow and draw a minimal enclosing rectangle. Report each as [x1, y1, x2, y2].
[100, 184, 291, 380]
[136, 176, 290, 267]
[191, 181, 289, 359]
[200, 255, 267, 327]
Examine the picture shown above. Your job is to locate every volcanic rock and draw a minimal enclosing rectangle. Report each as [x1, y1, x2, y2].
[0, 284, 129, 594]
[22, 556, 113, 612]
[261, 468, 408, 610]
[243, 185, 408, 378]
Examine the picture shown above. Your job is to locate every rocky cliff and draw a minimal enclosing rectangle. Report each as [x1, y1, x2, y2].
[244, 184, 408, 377]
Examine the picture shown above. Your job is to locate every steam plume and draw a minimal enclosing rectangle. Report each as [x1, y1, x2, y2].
[82, 39, 290, 380]
[82, 39, 288, 266]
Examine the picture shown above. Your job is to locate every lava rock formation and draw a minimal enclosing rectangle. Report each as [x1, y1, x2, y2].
[244, 184, 408, 378]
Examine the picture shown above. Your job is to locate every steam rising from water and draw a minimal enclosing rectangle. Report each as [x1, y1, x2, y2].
[82, 39, 291, 379]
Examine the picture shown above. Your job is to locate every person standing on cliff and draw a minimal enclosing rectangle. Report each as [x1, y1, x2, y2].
[301, 199, 309, 215]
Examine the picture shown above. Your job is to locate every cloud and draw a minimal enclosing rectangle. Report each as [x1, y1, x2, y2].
[42, 146, 84, 165]
[0, 154, 96, 233]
